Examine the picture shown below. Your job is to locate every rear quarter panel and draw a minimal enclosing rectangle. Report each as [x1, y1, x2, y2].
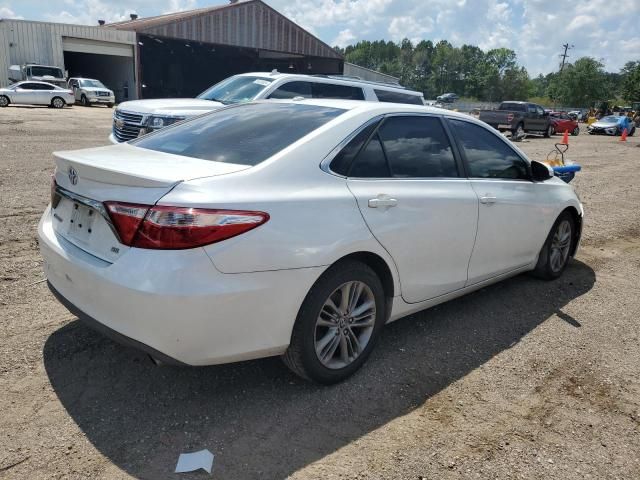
[158, 110, 401, 288]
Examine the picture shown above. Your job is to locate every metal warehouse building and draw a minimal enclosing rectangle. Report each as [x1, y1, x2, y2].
[1, 0, 344, 101]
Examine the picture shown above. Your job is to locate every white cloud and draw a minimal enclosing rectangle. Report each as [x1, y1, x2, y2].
[0, 6, 23, 19]
[388, 16, 434, 43]
[162, 0, 197, 15]
[332, 28, 356, 48]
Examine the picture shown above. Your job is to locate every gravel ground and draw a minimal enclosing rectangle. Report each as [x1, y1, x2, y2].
[0, 106, 639, 480]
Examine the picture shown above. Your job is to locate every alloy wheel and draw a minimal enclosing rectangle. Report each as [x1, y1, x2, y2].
[314, 281, 376, 370]
[52, 98, 64, 108]
[0, 96, 8, 107]
[550, 220, 572, 273]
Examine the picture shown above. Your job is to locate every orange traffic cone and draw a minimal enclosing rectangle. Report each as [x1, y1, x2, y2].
[620, 128, 628, 141]
[561, 130, 569, 145]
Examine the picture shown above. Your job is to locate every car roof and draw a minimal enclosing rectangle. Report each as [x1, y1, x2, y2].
[234, 71, 423, 95]
[11, 80, 59, 87]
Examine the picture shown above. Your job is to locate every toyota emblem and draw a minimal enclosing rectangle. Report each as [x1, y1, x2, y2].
[68, 167, 78, 185]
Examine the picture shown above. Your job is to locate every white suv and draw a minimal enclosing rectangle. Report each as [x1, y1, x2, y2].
[110, 72, 425, 143]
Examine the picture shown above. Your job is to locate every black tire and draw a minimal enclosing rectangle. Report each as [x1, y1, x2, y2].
[282, 260, 387, 384]
[81, 94, 90, 107]
[51, 97, 65, 109]
[0, 95, 9, 107]
[512, 123, 525, 138]
[532, 211, 575, 280]
[543, 123, 553, 138]
[550, 125, 555, 135]
[107, 103, 114, 108]
[571, 126, 580, 136]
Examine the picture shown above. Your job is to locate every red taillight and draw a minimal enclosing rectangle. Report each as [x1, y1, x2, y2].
[105, 202, 149, 245]
[105, 202, 269, 250]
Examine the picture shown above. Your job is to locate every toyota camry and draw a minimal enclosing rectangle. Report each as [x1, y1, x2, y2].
[39, 100, 583, 384]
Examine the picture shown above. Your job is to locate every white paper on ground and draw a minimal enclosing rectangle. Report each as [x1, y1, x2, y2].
[175, 449, 215, 474]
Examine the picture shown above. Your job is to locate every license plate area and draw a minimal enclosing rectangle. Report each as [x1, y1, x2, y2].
[67, 202, 97, 243]
[498, 124, 511, 129]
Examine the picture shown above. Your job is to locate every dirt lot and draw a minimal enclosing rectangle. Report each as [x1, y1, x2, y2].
[1, 105, 639, 480]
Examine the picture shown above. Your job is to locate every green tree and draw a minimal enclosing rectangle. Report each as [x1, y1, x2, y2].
[551, 57, 607, 107]
[621, 61, 640, 101]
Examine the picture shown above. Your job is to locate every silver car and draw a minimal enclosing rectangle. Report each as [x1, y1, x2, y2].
[0, 81, 75, 108]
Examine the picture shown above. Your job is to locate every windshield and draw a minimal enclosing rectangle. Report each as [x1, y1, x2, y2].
[197, 76, 274, 104]
[79, 79, 106, 88]
[600, 116, 619, 122]
[29, 66, 63, 78]
[132, 103, 345, 165]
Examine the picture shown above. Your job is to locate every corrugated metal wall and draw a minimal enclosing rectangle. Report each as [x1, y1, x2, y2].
[117, 1, 341, 60]
[0, 20, 135, 87]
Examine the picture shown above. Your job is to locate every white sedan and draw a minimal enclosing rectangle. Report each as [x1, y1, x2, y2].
[38, 100, 583, 383]
[0, 81, 75, 108]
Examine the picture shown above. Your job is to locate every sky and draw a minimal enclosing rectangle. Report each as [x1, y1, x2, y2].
[1, 0, 639, 76]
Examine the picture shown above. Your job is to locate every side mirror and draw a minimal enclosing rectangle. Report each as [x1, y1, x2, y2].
[531, 160, 554, 181]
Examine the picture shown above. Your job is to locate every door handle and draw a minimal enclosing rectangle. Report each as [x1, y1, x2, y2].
[480, 195, 497, 205]
[368, 195, 398, 208]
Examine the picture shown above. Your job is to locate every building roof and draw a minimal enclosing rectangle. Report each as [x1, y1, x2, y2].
[108, 0, 342, 60]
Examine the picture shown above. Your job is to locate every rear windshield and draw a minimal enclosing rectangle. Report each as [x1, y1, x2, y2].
[499, 102, 526, 112]
[132, 103, 345, 165]
[374, 89, 424, 105]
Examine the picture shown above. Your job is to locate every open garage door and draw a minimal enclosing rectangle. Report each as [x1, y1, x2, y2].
[63, 37, 137, 103]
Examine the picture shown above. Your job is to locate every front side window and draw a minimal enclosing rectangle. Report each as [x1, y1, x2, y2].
[133, 103, 345, 165]
[374, 89, 424, 105]
[80, 79, 106, 88]
[267, 81, 312, 99]
[449, 119, 529, 180]
[197, 76, 274, 104]
[312, 83, 365, 100]
[378, 116, 458, 177]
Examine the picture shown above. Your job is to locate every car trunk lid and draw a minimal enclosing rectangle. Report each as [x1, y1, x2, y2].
[50, 143, 250, 262]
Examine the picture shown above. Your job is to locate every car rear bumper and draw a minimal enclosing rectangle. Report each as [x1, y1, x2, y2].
[39, 206, 324, 366]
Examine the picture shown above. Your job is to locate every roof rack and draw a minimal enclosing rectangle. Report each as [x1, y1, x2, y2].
[308, 74, 409, 90]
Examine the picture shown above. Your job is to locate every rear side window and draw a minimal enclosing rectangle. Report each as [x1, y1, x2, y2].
[312, 83, 365, 100]
[268, 81, 312, 99]
[499, 102, 525, 112]
[374, 89, 424, 105]
[378, 116, 458, 177]
[330, 121, 380, 176]
[349, 134, 389, 177]
[133, 103, 345, 165]
[449, 119, 529, 180]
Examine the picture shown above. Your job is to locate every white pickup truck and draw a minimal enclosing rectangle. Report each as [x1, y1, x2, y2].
[110, 71, 425, 143]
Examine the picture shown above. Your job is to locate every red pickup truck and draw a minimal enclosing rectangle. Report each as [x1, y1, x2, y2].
[479, 101, 553, 137]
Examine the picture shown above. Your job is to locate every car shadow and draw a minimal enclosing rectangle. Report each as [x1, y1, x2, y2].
[43, 260, 595, 479]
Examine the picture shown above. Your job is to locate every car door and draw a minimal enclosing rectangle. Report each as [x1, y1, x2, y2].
[342, 114, 479, 303]
[14, 83, 38, 104]
[447, 118, 552, 284]
[35, 83, 55, 105]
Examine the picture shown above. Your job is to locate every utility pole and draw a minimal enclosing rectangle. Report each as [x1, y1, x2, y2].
[559, 43, 573, 72]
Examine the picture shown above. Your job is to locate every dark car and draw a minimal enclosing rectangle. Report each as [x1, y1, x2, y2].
[436, 92, 458, 103]
[479, 101, 553, 138]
